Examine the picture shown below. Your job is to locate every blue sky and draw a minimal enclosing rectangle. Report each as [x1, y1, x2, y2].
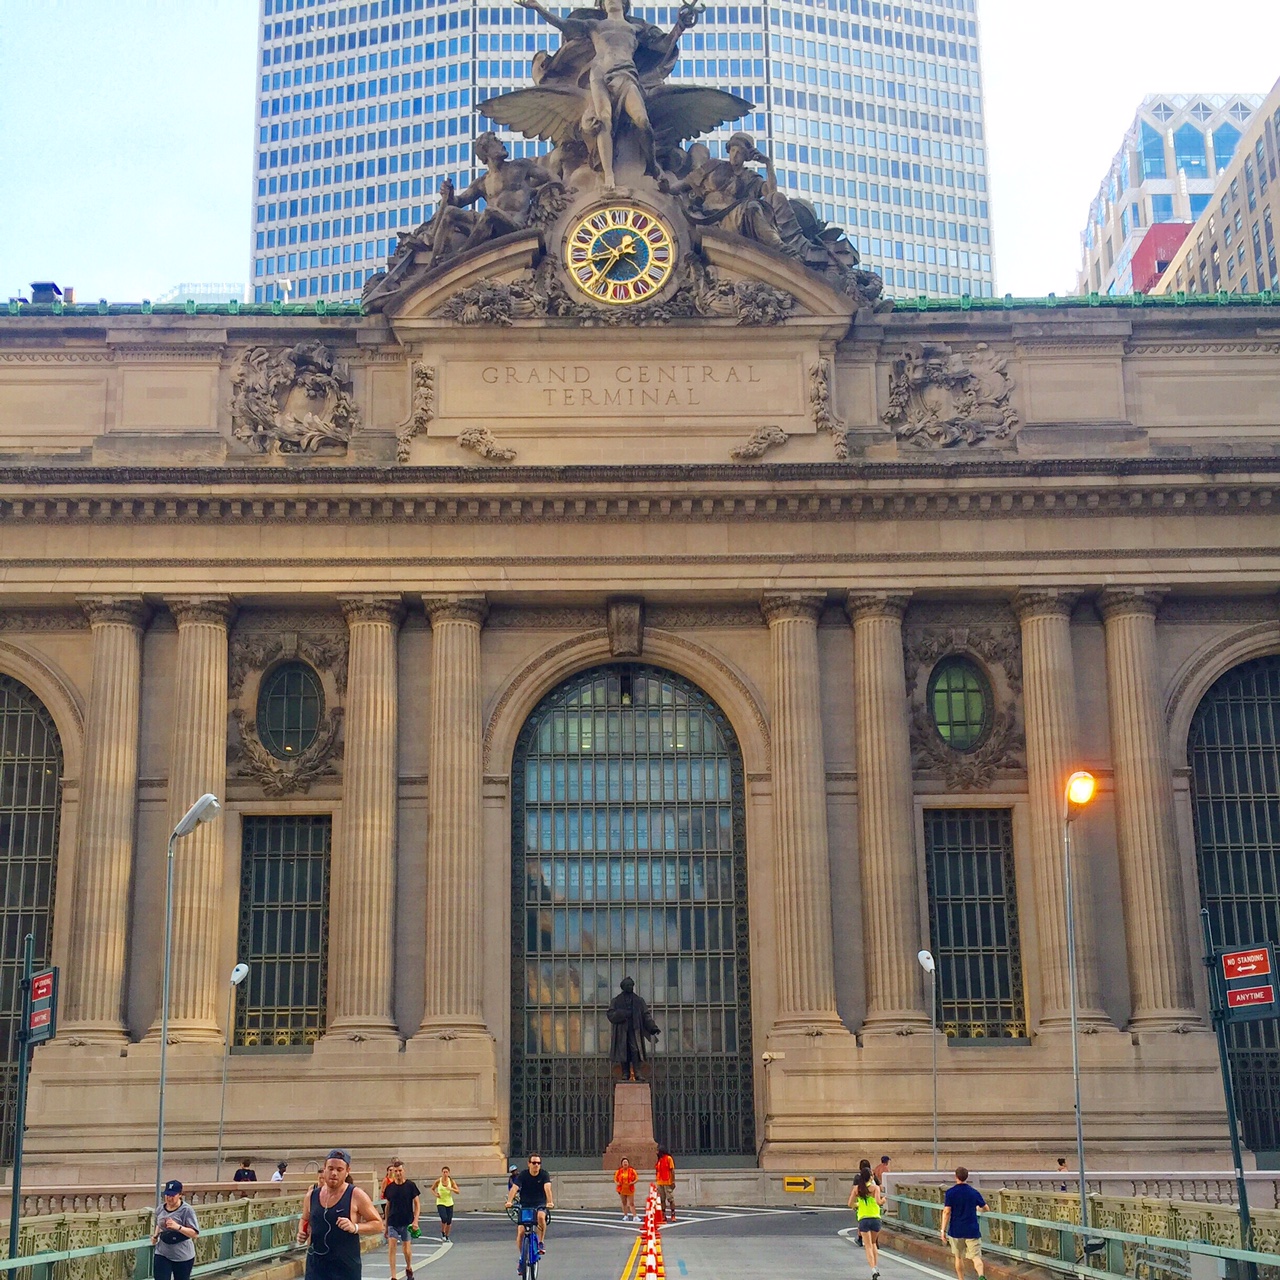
[1, 0, 1279, 299]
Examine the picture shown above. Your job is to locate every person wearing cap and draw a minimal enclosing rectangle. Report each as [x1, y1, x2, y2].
[152, 1180, 200, 1280]
[272, 1162, 288, 1183]
[298, 1149, 383, 1280]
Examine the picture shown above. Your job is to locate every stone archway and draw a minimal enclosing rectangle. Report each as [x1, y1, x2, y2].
[508, 662, 756, 1159]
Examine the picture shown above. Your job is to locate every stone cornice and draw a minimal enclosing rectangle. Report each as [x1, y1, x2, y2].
[1, 466, 1277, 526]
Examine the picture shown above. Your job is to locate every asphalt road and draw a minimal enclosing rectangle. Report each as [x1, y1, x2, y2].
[360, 1207, 957, 1280]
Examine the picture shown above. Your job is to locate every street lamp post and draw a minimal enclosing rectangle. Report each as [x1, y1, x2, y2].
[215, 962, 250, 1179]
[1062, 769, 1098, 1248]
[155, 793, 222, 1221]
[917, 949, 938, 1170]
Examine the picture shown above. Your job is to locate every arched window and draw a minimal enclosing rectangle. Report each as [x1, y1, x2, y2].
[256, 661, 323, 758]
[927, 655, 992, 752]
[0, 674, 62, 1164]
[1140, 120, 1167, 179]
[1190, 655, 1280, 1152]
[1213, 123, 1242, 171]
[1173, 123, 1208, 178]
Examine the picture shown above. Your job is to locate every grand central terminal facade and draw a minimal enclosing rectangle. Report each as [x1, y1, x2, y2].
[4, 62, 1280, 1175]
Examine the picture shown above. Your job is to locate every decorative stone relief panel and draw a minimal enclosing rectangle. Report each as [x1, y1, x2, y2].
[230, 340, 359, 455]
[227, 610, 348, 795]
[882, 342, 1019, 449]
[903, 602, 1025, 790]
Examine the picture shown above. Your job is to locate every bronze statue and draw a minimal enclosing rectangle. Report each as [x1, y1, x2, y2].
[607, 977, 660, 1080]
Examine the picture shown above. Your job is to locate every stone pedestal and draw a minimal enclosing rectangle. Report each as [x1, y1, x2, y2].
[603, 1081, 659, 1171]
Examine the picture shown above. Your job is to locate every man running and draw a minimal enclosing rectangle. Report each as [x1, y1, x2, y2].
[298, 1149, 384, 1280]
[504, 1154, 553, 1257]
[382, 1160, 420, 1279]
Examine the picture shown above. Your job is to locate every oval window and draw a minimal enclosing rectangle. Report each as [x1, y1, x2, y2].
[927, 656, 992, 753]
[257, 662, 324, 759]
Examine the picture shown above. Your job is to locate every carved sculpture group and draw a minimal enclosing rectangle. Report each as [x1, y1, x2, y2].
[360, 0, 883, 315]
[230, 341, 359, 455]
[882, 341, 1019, 450]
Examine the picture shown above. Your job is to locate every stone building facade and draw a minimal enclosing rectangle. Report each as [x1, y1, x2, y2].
[2, 248, 1280, 1178]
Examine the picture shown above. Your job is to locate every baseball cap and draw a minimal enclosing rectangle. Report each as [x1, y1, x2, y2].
[163, 1180, 183, 1196]
[326, 1149, 352, 1165]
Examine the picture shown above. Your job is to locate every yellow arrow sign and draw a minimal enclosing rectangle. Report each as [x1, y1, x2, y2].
[783, 1176, 815, 1193]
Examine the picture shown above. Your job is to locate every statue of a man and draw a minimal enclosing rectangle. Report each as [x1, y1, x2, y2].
[607, 977, 661, 1080]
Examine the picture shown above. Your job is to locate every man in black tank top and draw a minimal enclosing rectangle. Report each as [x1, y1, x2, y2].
[297, 1150, 384, 1280]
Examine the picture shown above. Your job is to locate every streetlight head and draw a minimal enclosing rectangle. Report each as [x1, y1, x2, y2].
[173, 793, 220, 838]
[917, 949, 936, 974]
[1065, 771, 1097, 813]
[230, 963, 250, 986]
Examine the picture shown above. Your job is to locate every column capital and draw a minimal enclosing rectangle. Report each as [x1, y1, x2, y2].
[760, 592, 826, 625]
[78, 595, 150, 629]
[423, 594, 488, 626]
[164, 595, 236, 628]
[1097, 586, 1168, 622]
[339, 594, 406, 627]
[1012, 588, 1081, 622]
[844, 590, 911, 623]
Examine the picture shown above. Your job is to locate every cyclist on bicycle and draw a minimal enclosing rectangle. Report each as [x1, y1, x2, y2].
[504, 1154, 554, 1257]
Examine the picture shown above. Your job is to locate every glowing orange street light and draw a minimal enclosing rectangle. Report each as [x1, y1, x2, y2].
[1065, 770, 1097, 813]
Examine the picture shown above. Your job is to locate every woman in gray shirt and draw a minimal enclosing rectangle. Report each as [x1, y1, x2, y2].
[152, 1180, 200, 1280]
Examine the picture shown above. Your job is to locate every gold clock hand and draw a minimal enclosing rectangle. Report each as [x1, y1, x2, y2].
[584, 245, 624, 288]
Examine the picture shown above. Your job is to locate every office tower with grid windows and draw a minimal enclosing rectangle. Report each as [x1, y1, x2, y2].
[1153, 77, 1280, 298]
[1076, 95, 1261, 298]
[250, 0, 995, 305]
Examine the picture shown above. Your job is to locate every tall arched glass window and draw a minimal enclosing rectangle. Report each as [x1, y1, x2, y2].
[0, 674, 62, 1164]
[1173, 124, 1208, 178]
[256, 661, 323, 758]
[1213, 123, 1242, 171]
[1190, 655, 1280, 1153]
[510, 664, 754, 1159]
[1140, 121, 1167, 178]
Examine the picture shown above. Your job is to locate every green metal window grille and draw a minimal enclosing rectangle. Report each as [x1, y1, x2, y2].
[511, 664, 755, 1159]
[236, 815, 331, 1047]
[0, 674, 61, 1163]
[924, 808, 1027, 1040]
[1189, 655, 1280, 1153]
[256, 662, 323, 760]
[927, 656, 992, 753]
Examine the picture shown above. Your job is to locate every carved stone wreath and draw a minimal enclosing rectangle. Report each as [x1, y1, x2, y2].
[227, 614, 348, 795]
[434, 254, 798, 328]
[230, 340, 360, 455]
[882, 341, 1018, 450]
[903, 608, 1025, 790]
[396, 363, 435, 463]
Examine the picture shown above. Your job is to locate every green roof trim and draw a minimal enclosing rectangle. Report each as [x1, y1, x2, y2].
[4, 300, 367, 317]
[885, 289, 1275, 311]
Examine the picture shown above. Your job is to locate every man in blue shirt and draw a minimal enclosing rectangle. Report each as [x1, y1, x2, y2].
[940, 1166, 987, 1280]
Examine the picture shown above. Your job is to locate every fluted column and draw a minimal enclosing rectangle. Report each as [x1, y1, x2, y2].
[151, 596, 234, 1042]
[1098, 587, 1198, 1028]
[420, 595, 488, 1032]
[62, 596, 149, 1040]
[1013, 590, 1109, 1028]
[846, 592, 929, 1029]
[760, 593, 844, 1030]
[329, 595, 405, 1037]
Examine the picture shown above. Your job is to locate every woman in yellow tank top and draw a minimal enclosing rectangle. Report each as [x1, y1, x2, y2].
[848, 1167, 885, 1278]
[431, 1168, 459, 1242]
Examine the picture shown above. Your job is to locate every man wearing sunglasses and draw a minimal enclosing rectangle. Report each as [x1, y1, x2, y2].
[504, 1154, 554, 1257]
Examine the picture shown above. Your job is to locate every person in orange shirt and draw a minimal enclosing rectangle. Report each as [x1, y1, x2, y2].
[655, 1149, 676, 1223]
[614, 1158, 638, 1221]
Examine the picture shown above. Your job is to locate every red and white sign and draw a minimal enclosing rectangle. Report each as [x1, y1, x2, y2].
[1227, 984, 1276, 1010]
[1222, 949, 1272, 982]
[28, 1007, 51, 1031]
[31, 973, 53, 1002]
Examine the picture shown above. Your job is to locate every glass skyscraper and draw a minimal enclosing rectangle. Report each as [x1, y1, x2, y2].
[250, 0, 995, 304]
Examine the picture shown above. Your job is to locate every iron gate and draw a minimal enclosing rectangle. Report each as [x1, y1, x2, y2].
[1189, 654, 1280, 1153]
[510, 664, 755, 1159]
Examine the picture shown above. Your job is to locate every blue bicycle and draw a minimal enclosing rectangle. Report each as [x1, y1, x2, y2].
[509, 1204, 546, 1279]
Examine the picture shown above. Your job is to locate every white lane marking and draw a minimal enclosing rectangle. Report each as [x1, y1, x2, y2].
[837, 1234, 955, 1280]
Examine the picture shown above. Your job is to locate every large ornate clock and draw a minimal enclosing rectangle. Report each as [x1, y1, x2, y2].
[564, 205, 676, 305]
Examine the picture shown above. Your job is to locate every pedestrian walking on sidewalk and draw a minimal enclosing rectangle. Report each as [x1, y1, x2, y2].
[614, 1158, 638, 1220]
[431, 1168, 459, 1242]
[383, 1160, 421, 1277]
[655, 1148, 676, 1222]
[849, 1166, 885, 1279]
[940, 1167, 988, 1280]
[298, 1149, 384, 1280]
[152, 1180, 200, 1280]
